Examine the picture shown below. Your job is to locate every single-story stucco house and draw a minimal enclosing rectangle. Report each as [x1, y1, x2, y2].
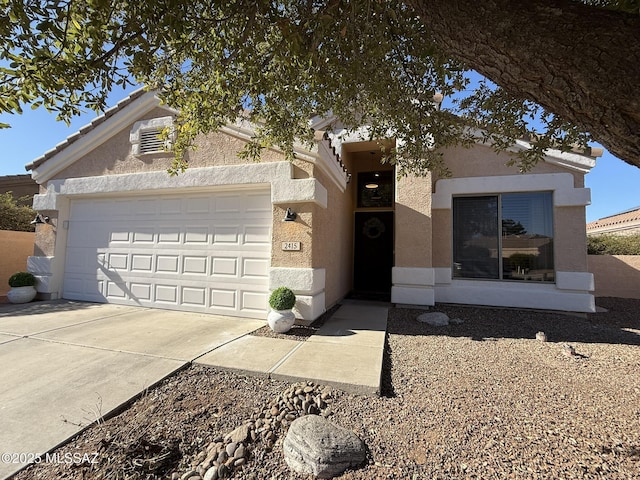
[25, 89, 601, 321]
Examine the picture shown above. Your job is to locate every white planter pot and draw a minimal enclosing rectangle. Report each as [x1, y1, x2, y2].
[267, 309, 296, 333]
[7, 286, 37, 304]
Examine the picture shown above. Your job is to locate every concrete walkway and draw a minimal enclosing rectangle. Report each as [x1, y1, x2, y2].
[0, 299, 387, 479]
[198, 300, 388, 394]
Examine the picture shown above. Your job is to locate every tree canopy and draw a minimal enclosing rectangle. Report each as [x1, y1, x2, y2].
[1, 0, 638, 175]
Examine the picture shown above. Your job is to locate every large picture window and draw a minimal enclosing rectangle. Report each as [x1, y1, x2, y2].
[453, 192, 554, 282]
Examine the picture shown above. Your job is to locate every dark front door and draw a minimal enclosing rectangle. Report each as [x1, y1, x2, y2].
[353, 211, 394, 296]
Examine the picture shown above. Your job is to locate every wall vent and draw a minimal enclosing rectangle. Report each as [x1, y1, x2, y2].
[130, 116, 174, 156]
[139, 128, 166, 154]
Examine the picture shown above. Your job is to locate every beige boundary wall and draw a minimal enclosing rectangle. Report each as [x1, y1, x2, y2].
[0, 230, 35, 297]
[588, 255, 640, 298]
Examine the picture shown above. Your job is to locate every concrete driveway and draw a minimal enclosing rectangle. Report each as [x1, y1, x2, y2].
[0, 300, 264, 479]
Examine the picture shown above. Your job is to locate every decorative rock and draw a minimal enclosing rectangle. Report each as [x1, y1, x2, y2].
[217, 464, 230, 479]
[180, 471, 199, 480]
[536, 331, 548, 342]
[417, 312, 450, 326]
[203, 466, 218, 480]
[283, 415, 366, 479]
[225, 442, 237, 457]
[172, 382, 338, 480]
[225, 424, 249, 444]
[234, 444, 246, 460]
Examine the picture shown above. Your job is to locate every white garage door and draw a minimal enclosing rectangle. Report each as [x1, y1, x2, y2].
[63, 189, 272, 318]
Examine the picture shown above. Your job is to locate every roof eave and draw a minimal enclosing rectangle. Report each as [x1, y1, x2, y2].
[29, 91, 174, 184]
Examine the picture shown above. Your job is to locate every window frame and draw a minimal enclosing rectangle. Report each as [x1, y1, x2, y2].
[452, 191, 555, 283]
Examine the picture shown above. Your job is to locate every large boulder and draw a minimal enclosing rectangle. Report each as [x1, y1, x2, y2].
[283, 415, 366, 478]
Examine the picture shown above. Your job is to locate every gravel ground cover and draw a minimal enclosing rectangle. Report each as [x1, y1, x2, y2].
[12, 297, 640, 479]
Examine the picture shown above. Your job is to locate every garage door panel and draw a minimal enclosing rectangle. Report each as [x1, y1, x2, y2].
[244, 225, 271, 245]
[106, 253, 128, 271]
[156, 255, 180, 273]
[245, 193, 272, 212]
[131, 254, 154, 272]
[64, 275, 106, 302]
[211, 257, 238, 276]
[215, 195, 242, 213]
[155, 284, 179, 304]
[186, 197, 212, 213]
[132, 229, 155, 243]
[210, 288, 237, 310]
[65, 247, 91, 273]
[130, 282, 152, 301]
[184, 227, 209, 244]
[183, 256, 208, 275]
[213, 226, 241, 245]
[105, 281, 127, 299]
[157, 229, 181, 244]
[159, 198, 182, 214]
[243, 257, 269, 278]
[64, 190, 271, 318]
[241, 290, 269, 313]
[182, 287, 207, 306]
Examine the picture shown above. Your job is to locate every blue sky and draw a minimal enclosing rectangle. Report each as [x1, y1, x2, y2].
[0, 85, 638, 223]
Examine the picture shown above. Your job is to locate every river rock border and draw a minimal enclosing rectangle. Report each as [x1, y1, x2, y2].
[171, 381, 336, 480]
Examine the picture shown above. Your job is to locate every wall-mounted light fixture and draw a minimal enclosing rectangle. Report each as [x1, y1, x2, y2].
[30, 213, 50, 225]
[283, 208, 297, 222]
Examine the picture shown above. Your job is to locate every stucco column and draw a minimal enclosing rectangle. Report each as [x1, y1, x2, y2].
[392, 173, 435, 305]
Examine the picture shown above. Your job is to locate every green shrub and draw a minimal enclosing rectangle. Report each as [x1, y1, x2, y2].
[8, 271, 36, 287]
[0, 192, 36, 232]
[587, 234, 640, 255]
[268, 287, 296, 310]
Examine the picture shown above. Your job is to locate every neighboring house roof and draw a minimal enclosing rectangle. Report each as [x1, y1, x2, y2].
[0, 174, 39, 204]
[586, 207, 640, 235]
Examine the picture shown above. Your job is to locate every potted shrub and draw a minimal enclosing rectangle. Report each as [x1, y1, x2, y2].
[7, 271, 37, 304]
[267, 286, 296, 333]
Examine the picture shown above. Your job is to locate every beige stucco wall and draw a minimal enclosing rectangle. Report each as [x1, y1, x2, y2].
[53, 108, 289, 180]
[438, 144, 585, 187]
[395, 173, 432, 268]
[555, 206, 588, 272]
[33, 217, 57, 257]
[0, 230, 35, 297]
[588, 255, 640, 298]
[308, 167, 354, 307]
[271, 204, 314, 269]
[432, 209, 452, 268]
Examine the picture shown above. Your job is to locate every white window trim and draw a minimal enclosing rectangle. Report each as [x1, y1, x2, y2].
[432, 173, 591, 209]
[130, 116, 174, 156]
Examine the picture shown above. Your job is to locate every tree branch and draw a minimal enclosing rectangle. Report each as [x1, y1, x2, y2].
[407, 0, 640, 166]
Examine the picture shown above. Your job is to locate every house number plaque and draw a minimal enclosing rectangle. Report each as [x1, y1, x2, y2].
[282, 242, 301, 251]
